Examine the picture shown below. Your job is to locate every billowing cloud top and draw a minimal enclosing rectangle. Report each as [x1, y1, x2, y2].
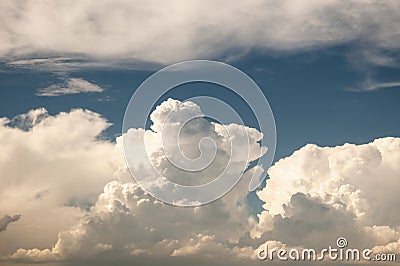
[122, 98, 267, 205]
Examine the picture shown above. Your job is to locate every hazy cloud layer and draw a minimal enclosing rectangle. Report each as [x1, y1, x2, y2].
[0, 0, 399, 64]
[1, 101, 399, 265]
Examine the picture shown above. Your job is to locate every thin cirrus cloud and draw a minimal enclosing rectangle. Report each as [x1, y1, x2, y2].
[0, 0, 399, 64]
[362, 81, 400, 91]
[0, 99, 399, 265]
[36, 78, 104, 97]
[349, 79, 400, 92]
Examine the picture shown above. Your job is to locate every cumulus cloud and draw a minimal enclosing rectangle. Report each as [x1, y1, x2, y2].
[373, 238, 400, 254]
[255, 137, 400, 250]
[36, 78, 104, 96]
[0, 0, 399, 64]
[21, 180, 255, 261]
[10, 136, 400, 263]
[0, 215, 21, 232]
[1, 99, 265, 263]
[0, 107, 115, 256]
[122, 98, 266, 206]
[0, 99, 399, 265]
[2, 179, 257, 262]
[9, 108, 48, 130]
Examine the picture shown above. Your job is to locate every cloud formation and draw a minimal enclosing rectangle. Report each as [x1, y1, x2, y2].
[0, 0, 399, 64]
[122, 98, 267, 205]
[0, 99, 266, 263]
[7, 180, 256, 262]
[36, 78, 104, 96]
[0, 215, 21, 232]
[255, 137, 400, 251]
[0, 100, 399, 265]
[0, 107, 115, 256]
[8, 136, 400, 264]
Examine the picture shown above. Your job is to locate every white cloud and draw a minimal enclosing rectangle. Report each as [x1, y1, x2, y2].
[10, 136, 399, 263]
[9, 248, 56, 263]
[372, 238, 400, 254]
[122, 98, 266, 204]
[0, 0, 399, 64]
[36, 78, 104, 96]
[3, 179, 258, 262]
[255, 137, 400, 250]
[1, 99, 266, 263]
[357, 81, 400, 92]
[0, 107, 115, 256]
[9, 107, 48, 130]
[0, 99, 399, 264]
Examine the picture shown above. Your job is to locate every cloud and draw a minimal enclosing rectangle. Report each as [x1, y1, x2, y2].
[0, 215, 21, 232]
[349, 75, 400, 91]
[6, 57, 160, 72]
[0, 99, 399, 265]
[122, 98, 266, 205]
[9, 136, 400, 264]
[3, 178, 259, 263]
[0, 178, 237, 260]
[369, 81, 400, 91]
[36, 78, 104, 96]
[1, 99, 266, 263]
[372, 238, 400, 254]
[348, 50, 400, 69]
[255, 137, 400, 250]
[0, 107, 115, 256]
[0, 0, 399, 64]
[359, 81, 400, 91]
[9, 108, 48, 130]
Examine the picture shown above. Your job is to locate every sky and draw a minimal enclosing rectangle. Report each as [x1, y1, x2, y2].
[0, 1, 399, 265]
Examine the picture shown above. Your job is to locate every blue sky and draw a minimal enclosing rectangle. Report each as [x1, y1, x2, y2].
[1, 46, 399, 161]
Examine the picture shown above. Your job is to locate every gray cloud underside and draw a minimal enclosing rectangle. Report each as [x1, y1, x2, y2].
[0, 215, 21, 232]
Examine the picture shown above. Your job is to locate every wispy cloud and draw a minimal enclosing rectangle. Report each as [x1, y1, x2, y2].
[350, 79, 400, 92]
[363, 81, 400, 91]
[6, 57, 161, 72]
[36, 78, 104, 97]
